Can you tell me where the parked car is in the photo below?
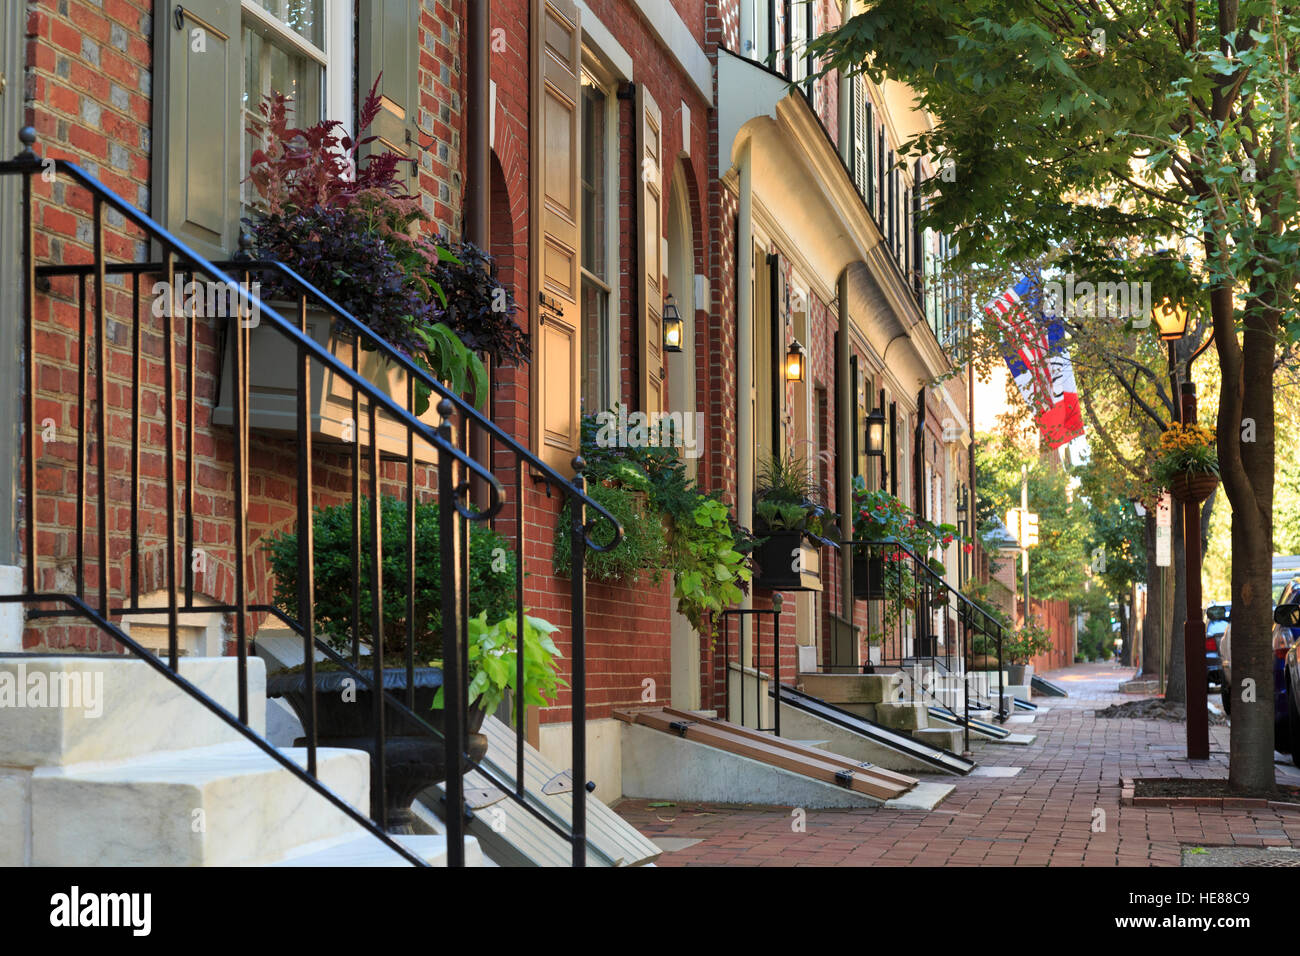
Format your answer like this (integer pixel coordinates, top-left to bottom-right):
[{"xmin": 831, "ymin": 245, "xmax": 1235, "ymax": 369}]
[
  {"xmin": 1205, "ymin": 602, "xmax": 1229, "ymax": 687},
  {"xmin": 1220, "ymin": 580, "xmax": 1299, "ymax": 758}
]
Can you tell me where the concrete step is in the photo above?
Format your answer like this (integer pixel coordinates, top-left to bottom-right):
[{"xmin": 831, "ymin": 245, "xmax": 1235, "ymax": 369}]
[
  {"xmin": 796, "ymin": 672, "xmax": 902, "ymax": 705},
  {"xmin": 873, "ymin": 701, "xmax": 928, "ymax": 731},
  {"xmin": 269, "ymin": 832, "xmax": 482, "ymax": 866},
  {"xmin": 0, "ymin": 656, "xmax": 266, "ymax": 768},
  {"xmin": 30, "ymin": 742, "xmax": 368, "ymax": 866},
  {"xmin": 908, "ymin": 726, "xmax": 963, "ymax": 753}
]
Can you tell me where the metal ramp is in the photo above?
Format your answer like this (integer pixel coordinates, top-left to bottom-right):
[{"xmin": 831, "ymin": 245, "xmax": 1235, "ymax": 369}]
[
  {"xmin": 616, "ymin": 706, "xmax": 919, "ymax": 798},
  {"xmin": 925, "ymin": 705, "xmax": 1012, "ymax": 741},
  {"xmin": 1014, "ymin": 697, "xmax": 1039, "ymax": 712},
  {"xmin": 1031, "ymin": 674, "xmax": 1068, "ymax": 697},
  {"xmin": 775, "ymin": 685, "xmax": 975, "ymax": 775},
  {"xmin": 416, "ymin": 716, "xmax": 661, "ymax": 867}
]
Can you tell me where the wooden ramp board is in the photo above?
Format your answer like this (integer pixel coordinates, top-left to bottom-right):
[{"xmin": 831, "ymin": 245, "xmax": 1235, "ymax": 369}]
[
  {"xmin": 774, "ymin": 685, "xmax": 977, "ymax": 772},
  {"xmin": 617, "ymin": 707, "xmax": 916, "ymax": 801},
  {"xmin": 418, "ymin": 715, "xmax": 661, "ymax": 867}
]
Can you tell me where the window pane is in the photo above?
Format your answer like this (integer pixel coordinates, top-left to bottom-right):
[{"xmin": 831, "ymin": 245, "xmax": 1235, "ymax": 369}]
[
  {"xmin": 581, "ymin": 77, "xmax": 607, "ymax": 279},
  {"xmin": 581, "ymin": 279, "xmax": 609, "ymax": 411},
  {"xmin": 242, "ymin": 25, "xmax": 323, "ymax": 209},
  {"xmin": 253, "ymin": 0, "xmax": 324, "ymax": 48}
]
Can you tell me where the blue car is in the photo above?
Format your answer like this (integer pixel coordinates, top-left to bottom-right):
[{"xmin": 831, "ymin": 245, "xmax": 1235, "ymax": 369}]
[{"xmin": 1220, "ymin": 581, "xmax": 1299, "ymax": 761}]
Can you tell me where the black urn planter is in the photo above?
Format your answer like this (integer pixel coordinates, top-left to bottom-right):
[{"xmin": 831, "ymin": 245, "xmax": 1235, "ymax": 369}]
[
  {"xmin": 853, "ymin": 548, "xmax": 886, "ymax": 600},
  {"xmin": 267, "ymin": 666, "xmax": 488, "ymax": 833}
]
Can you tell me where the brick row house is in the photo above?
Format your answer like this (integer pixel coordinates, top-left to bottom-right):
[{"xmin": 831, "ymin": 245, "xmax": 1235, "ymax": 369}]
[{"xmin": 0, "ymin": 0, "xmax": 980, "ymax": 865}]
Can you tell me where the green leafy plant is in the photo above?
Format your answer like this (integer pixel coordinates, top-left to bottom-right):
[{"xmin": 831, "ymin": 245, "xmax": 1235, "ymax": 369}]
[
  {"xmin": 552, "ymin": 480, "xmax": 667, "ymax": 583},
  {"xmin": 552, "ymin": 408, "xmax": 753, "ymax": 638},
  {"xmin": 263, "ymin": 495, "xmax": 516, "ymax": 662},
  {"xmin": 1003, "ymin": 617, "xmax": 1053, "ymax": 666},
  {"xmin": 754, "ymin": 453, "xmax": 830, "ymax": 535},
  {"xmin": 670, "ymin": 496, "xmax": 752, "ymax": 637},
  {"xmin": 432, "ymin": 611, "xmax": 566, "ymax": 719}
]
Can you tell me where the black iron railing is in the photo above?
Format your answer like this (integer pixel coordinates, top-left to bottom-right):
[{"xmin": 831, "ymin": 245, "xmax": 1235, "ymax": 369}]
[
  {"xmin": 0, "ymin": 127, "xmax": 620, "ymax": 866},
  {"xmin": 814, "ymin": 537, "xmax": 1008, "ymax": 752},
  {"xmin": 718, "ymin": 599, "xmax": 783, "ymax": 735}
]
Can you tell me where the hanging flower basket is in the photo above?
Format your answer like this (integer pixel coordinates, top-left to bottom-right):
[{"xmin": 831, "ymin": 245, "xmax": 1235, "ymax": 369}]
[{"xmin": 1170, "ymin": 470, "xmax": 1219, "ymax": 504}]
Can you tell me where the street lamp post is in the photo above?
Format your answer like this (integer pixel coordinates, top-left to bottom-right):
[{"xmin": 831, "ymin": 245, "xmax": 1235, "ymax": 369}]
[{"xmin": 1153, "ymin": 297, "xmax": 1210, "ymax": 761}]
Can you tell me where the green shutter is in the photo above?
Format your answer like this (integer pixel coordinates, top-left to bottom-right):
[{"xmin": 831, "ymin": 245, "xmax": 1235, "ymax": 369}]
[
  {"xmin": 154, "ymin": 0, "xmax": 241, "ymax": 259},
  {"xmin": 358, "ymin": 0, "xmax": 422, "ymax": 194}
]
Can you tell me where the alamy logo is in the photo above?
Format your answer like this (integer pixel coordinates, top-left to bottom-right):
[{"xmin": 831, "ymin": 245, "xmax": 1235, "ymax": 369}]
[
  {"xmin": 0, "ymin": 663, "xmax": 103, "ymax": 718},
  {"xmin": 593, "ymin": 407, "xmax": 704, "ymax": 459},
  {"xmin": 1041, "ymin": 274, "xmax": 1151, "ymax": 325},
  {"xmin": 151, "ymin": 278, "xmax": 262, "ymax": 327},
  {"xmin": 50, "ymin": 886, "xmax": 151, "ymax": 936}
]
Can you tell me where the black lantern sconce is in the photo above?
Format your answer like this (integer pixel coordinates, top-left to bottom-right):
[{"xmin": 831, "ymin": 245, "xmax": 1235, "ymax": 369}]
[
  {"xmin": 784, "ymin": 339, "xmax": 806, "ymax": 382},
  {"xmin": 663, "ymin": 295, "xmax": 684, "ymax": 353},
  {"xmin": 865, "ymin": 406, "xmax": 886, "ymax": 458}
]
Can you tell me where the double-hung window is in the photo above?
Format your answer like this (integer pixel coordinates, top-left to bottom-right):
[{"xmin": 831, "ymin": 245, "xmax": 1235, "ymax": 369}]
[
  {"xmin": 579, "ymin": 64, "xmax": 618, "ymax": 413},
  {"xmin": 157, "ymin": 1, "xmax": 417, "ymax": 259}
]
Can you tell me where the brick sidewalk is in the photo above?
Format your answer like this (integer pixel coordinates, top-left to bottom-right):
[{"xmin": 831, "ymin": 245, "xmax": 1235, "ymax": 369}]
[{"xmin": 613, "ymin": 663, "xmax": 1300, "ymax": 866}]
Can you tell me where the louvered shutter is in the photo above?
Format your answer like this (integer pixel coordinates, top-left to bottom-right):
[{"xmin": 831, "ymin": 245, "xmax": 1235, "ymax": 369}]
[
  {"xmin": 358, "ymin": 0, "xmax": 422, "ymax": 194},
  {"xmin": 156, "ymin": 0, "xmax": 241, "ymax": 258},
  {"xmin": 531, "ymin": 0, "xmax": 583, "ymax": 471},
  {"xmin": 638, "ymin": 84, "xmax": 664, "ymax": 415}
]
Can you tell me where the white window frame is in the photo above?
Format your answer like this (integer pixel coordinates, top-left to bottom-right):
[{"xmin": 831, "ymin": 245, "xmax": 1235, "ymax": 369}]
[{"xmin": 240, "ymin": 2, "xmax": 353, "ymax": 203}]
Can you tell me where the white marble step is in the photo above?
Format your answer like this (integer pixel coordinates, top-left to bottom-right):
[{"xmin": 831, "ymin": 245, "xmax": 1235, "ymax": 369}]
[
  {"xmin": 0, "ymin": 656, "xmax": 266, "ymax": 767},
  {"xmin": 30, "ymin": 741, "xmax": 368, "ymax": 866},
  {"xmin": 269, "ymin": 832, "xmax": 482, "ymax": 867}
]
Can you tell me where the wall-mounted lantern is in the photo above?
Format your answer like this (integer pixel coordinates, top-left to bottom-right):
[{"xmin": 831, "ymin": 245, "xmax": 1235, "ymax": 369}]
[
  {"xmin": 865, "ymin": 406, "xmax": 885, "ymax": 457},
  {"xmin": 662, "ymin": 295, "xmax": 684, "ymax": 352},
  {"xmin": 784, "ymin": 339, "xmax": 806, "ymax": 382}
]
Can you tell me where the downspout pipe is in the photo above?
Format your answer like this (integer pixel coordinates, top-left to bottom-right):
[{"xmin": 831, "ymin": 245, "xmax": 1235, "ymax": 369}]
[
  {"xmin": 465, "ymin": 0, "xmax": 490, "ymax": 247},
  {"xmin": 737, "ymin": 138, "xmax": 755, "ymax": 663},
  {"xmin": 836, "ymin": 272, "xmax": 854, "ymax": 638}
]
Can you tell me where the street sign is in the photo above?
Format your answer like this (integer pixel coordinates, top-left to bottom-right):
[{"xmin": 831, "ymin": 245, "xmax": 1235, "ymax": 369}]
[
  {"xmin": 1005, "ymin": 508, "xmax": 1021, "ymax": 543},
  {"xmin": 1156, "ymin": 523, "xmax": 1171, "ymax": 566},
  {"xmin": 1156, "ymin": 492, "xmax": 1171, "ymax": 528}
]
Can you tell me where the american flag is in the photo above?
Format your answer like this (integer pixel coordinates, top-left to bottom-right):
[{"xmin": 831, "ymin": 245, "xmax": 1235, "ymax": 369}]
[{"xmin": 985, "ymin": 277, "xmax": 1084, "ymax": 449}]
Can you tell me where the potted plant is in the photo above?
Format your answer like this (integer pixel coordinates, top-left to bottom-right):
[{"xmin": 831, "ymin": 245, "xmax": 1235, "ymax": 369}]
[
  {"xmin": 263, "ymin": 494, "xmax": 563, "ymax": 831},
  {"xmin": 959, "ymin": 579, "xmax": 1011, "ymax": 670},
  {"xmin": 751, "ymin": 453, "xmax": 830, "ymax": 591},
  {"xmin": 1152, "ymin": 422, "xmax": 1219, "ymax": 503},
  {"xmin": 218, "ymin": 79, "xmax": 523, "ymax": 458},
  {"xmin": 1003, "ymin": 617, "xmax": 1052, "ymax": 685}
]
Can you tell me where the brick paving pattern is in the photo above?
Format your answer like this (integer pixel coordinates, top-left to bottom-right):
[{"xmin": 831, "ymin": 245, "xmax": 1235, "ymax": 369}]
[{"xmin": 613, "ymin": 663, "xmax": 1300, "ymax": 866}]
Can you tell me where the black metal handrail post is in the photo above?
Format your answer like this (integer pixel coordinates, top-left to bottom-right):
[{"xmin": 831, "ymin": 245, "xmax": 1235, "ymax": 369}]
[
  {"xmin": 569, "ymin": 457, "xmax": 589, "ymax": 868},
  {"xmin": 438, "ymin": 400, "xmax": 466, "ymax": 865}
]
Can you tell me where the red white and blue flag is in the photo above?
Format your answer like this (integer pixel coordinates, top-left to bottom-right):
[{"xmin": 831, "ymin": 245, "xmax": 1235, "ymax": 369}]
[{"xmin": 984, "ymin": 277, "xmax": 1084, "ymax": 450}]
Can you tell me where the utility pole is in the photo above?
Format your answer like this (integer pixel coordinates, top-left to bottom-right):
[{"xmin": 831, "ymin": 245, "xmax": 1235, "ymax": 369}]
[{"xmin": 1021, "ymin": 464, "xmax": 1030, "ymax": 624}]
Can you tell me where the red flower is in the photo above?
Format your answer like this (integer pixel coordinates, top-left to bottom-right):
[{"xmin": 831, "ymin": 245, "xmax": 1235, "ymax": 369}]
[
  {"xmin": 942, "ymin": 535, "xmax": 953, "ymax": 545},
  {"xmin": 963, "ymin": 543, "xmax": 974, "ymax": 554}
]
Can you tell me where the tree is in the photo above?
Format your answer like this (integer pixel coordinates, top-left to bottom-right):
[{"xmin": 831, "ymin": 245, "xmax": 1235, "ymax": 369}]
[{"xmin": 811, "ymin": 0, "xmax": 1300, "ymax": 791}]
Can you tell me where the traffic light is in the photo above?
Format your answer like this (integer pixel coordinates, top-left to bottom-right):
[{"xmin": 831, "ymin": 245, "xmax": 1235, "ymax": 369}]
[
  {"xmin": 1005, "ymin": 508, "xmax": 1021, "ymax": 542},
  {"xmin": 1023, "ymin": 511, "xmax": 1040, "ymax": 547}
]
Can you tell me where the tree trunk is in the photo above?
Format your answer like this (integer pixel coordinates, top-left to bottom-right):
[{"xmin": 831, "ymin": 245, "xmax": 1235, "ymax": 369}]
[
  {"xmin": 1166, "ymin": 499, "xmax": 1188, "ymax": 703},
  {"xmin": 1141, "ymin": 510, "xmax": 1162, "ymax": 677},
  {"xmin": 1212, "ymin": 277, "xmax": 1278, "ymax": 793}
]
